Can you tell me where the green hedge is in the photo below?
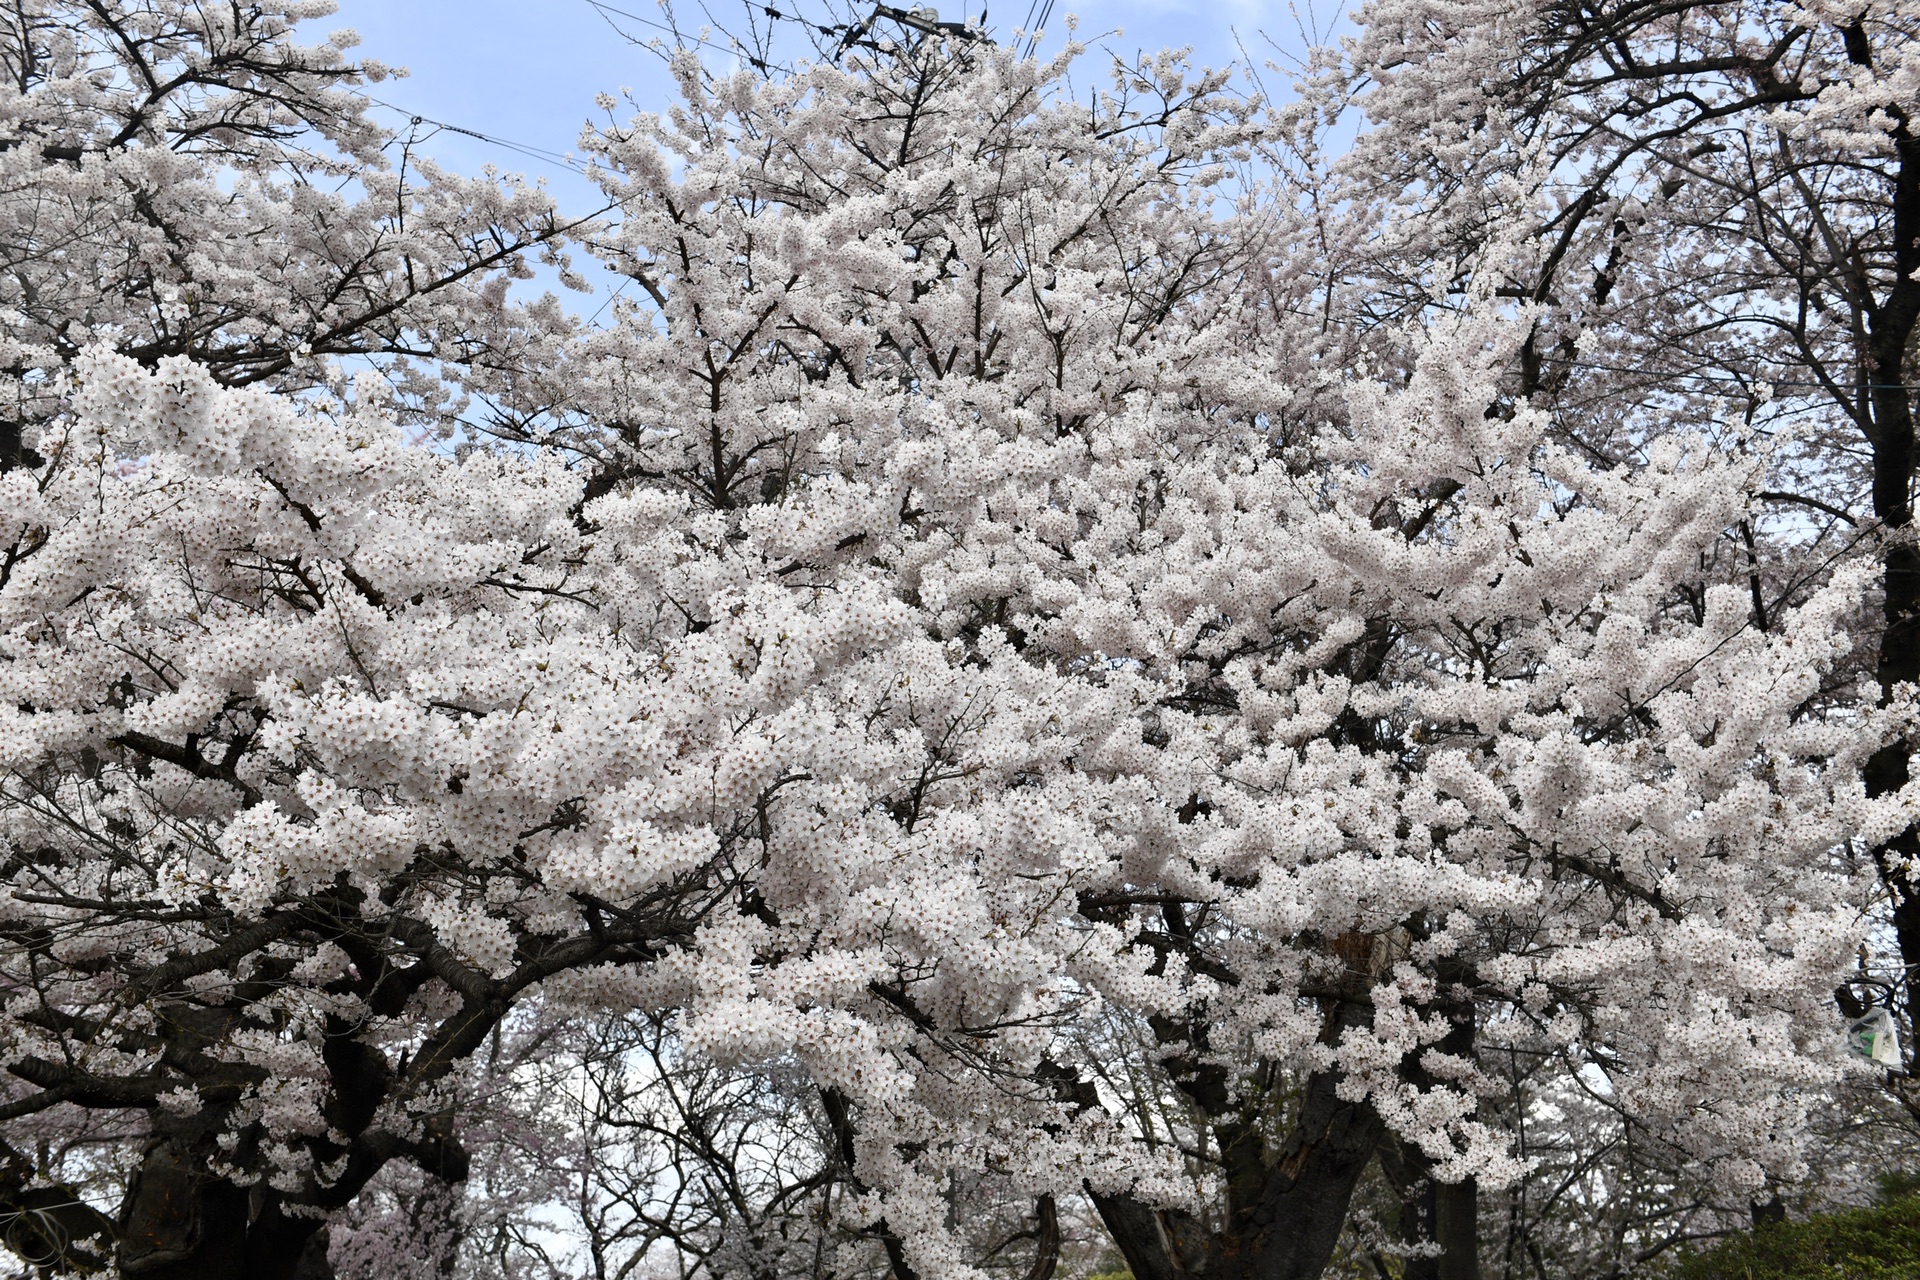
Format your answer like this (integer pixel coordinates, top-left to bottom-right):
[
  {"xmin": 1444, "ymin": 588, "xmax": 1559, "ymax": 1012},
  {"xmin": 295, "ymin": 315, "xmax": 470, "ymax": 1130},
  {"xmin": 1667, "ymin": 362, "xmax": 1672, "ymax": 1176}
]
[{"xmin": 1680, "ymin": 1196, "xmax": 1920, "ymax": 1279}]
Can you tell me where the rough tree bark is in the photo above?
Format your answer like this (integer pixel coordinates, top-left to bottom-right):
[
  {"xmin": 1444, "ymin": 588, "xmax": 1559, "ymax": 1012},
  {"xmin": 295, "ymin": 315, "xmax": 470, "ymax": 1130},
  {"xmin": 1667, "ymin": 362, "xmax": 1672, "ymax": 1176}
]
[
  {"xmin": 1053, "ymin": 978, "xmax": 1384, "ymax": 1280},
  {"xmin": 1850, "ymin": 22, "xmax": 1920, "ymax": 1115}
]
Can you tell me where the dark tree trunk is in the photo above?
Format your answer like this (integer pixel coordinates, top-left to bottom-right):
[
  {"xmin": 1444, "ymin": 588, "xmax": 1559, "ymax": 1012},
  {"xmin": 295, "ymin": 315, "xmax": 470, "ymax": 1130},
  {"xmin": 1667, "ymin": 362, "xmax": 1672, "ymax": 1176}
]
[
  {"xmin": 0, "ymin": 1137, "xmax": 116, "ymax": 1274},
  {"xmin": 1381, "ymin": 1142, "xmax": 1481, "ymax": 1280},
  {"xmin": 1210, "ymin": 1061, "xmax": 1384, "ymax": 1280},
  {"xmin": 1079, "ymin": 997, "xmax": 1385, "ymax": 1280},
  {"xmin": 96, "ymin": 943, "xmax": 485, "ymax": 1279},
  {"xmin": 1855, "ymin": 34, "xmax": 1920, "ymax": 1090},
  {"xmin": 1379, "ymin": 965, "xmax": 1481, "ymax": 1280},
  {"xmin": 118, "ymin": 1121, "xmax": 335, "ymax": 1280},
  {"xmin": 118, "ymin": 1129, "xmax": 250, "ymax": 1277}
]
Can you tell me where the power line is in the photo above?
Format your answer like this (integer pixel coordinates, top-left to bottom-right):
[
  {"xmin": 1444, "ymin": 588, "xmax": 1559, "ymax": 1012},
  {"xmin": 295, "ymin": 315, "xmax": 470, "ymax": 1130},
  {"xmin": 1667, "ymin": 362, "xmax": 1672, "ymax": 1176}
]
[
  {"xmin": 1021, "ymin": 0, "xmax": 1053, "ymax": 58},
  {"xmin": 1541, "ymin": 356, "xmax": 1920, "ymax": 394},
  {"xmin": 831, "ymin": 3, "xmax": 986, "ymax": 53},
  {"xmin": 584, "ymin": 0, "xmax": 796, "ymax": 72},
  {"xmin": 365, "ymin": 96, "xmax": 593, "ymax": 176},
  {"xmin": 757, "ymin": 2, "xmax": 863, "ymax": 39},
  {"xmin": 587, "ymin": 273, "xmax": 633, "ymax": 326}
]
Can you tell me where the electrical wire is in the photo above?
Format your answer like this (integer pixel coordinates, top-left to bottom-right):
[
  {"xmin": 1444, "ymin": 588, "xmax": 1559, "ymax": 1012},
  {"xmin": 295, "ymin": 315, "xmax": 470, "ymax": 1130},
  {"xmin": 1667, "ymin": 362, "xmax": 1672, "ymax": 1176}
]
[
  {"xmin": 584, "ymin": 0, "xmax": 795, "ymax": 72},
  {"xmin": 1023, "ymin": 0, "xmax": 1053, "ymax": 58},
  {"xmin": 365, "ymin": 96, "xmax": 593, "ymax": 176},
  {"xmin": 586, "ymin": 273, "xmax": 633, "ymax": 325},
  {"xmin": 1541, "ymin": 356, "xmax": 1920, "ymax": 394}
]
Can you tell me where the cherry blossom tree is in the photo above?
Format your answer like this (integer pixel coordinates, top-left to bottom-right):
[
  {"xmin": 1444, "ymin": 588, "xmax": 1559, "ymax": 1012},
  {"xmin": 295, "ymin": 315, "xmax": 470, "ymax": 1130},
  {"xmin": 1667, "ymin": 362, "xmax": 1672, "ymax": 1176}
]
[
  {"xmin": 1331, "ymin": 0, "xmax": 1920, "ymax": 1110},
  {"xmin": 0, "ymin": 5, "xmax": 1906, "ymax": 1279},
  {"xmin": 0, "ymin": 0, "xmax": 582, "ymax": 466},
  {"xmin": 0, "ymin": 0, "xmax": 586, "ymax": 1269}
]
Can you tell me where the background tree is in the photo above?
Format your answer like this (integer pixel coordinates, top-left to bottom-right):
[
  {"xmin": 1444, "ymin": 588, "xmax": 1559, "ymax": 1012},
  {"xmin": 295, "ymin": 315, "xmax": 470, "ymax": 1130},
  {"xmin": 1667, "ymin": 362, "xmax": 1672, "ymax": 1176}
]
[{"xmin": 1335, "ymin": 0, "xmax": 1920, "ymax": 1103}]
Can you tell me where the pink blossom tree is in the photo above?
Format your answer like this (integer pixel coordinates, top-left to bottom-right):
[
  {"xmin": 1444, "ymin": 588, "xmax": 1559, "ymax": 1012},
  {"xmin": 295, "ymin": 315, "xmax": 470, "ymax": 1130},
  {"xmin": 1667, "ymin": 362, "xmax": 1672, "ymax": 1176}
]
[{"xmin": 0, "ymin": 6, "xmax": 1905, "ymax": 1279}]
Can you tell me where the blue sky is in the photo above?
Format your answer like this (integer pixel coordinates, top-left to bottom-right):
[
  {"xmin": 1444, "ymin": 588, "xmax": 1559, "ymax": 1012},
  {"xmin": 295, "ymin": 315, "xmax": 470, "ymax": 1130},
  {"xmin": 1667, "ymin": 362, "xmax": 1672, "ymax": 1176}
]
[{"xmin": 328, "ymin": 0, "xmax": 1347, "ymax": 218}]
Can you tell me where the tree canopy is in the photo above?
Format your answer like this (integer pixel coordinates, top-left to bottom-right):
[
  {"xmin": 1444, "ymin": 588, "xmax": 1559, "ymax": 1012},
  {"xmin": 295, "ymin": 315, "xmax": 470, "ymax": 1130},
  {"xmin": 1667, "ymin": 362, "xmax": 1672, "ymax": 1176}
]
[{"xmin": 1, "ymin": 3, "xmax": 1916, "ymax": 1278}]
